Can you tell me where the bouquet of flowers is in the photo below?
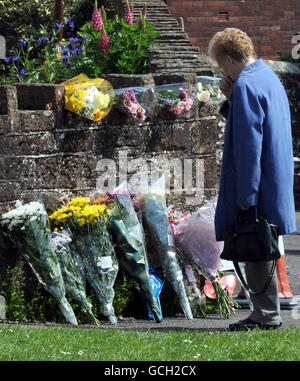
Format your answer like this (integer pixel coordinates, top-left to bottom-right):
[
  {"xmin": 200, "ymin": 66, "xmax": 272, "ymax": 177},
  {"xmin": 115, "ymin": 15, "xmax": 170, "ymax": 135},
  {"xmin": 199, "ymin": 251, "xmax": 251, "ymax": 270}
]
[
  {"xmin": 138, "ymin": 175, "xmax": 193, "ymax": 320},
  {"xmin": 172, "ymin": 196, "xmax": 239, "ymax": 318},
  {"xmin": 49, "ymin": 196, "xmax": 119, "ymax": 324},
  {"xmin": 196, "ymin": 76, "xmax": 221, "ymax": 102},
  {"xmin": 0, "ymin": 201, "xmax": 78, "ymax": 325},
  {"xmin": 114, "ymin": 85, "xmax": 155, "ymax": 121},
  {"xmin": 62, "ymin": 74, "xmax": 114, "ymax": 121},
  {"xmin": 96, "ymin": 185, "xmax": 163, "ymax": 322},
  {"xmin": 114, "ymin": 88, "xmax": 146, "ymax": 121},
  {"xmin": 156, "ymin": 84, "xmax": 193, "ymax": 115},
  {"xmin": 51, "ymin": 230, "xmax": 100, "ymax": 325}
]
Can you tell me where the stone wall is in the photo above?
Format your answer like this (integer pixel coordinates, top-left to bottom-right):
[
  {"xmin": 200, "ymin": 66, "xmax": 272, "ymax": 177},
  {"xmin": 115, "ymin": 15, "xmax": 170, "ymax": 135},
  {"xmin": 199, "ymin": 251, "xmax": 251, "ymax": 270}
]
[{"xmin": 0, "ymin": 75, "xmax": 220, "ymax": 216}]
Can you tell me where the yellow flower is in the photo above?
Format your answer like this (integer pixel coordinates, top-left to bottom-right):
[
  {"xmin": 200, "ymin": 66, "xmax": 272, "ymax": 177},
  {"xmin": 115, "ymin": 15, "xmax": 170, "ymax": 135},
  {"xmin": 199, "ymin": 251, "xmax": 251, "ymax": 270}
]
[
  {"xmin": 56, "ymin": 53, "xmax": 62, "ymax": 60},
  {"xmin": 70, "ymin": 197, "xmax": 91, "ymax": 207}
]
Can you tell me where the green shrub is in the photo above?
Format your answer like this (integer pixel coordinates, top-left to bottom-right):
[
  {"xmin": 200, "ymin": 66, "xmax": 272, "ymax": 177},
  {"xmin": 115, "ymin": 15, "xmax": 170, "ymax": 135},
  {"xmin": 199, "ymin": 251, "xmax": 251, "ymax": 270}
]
[{"xmin": 0, "ymin": 0, "xmax": 116, "ymax": 49}]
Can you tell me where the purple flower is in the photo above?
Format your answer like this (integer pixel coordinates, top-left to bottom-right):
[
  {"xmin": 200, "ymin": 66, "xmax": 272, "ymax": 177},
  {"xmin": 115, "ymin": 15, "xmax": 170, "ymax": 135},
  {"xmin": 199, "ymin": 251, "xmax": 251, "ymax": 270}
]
[
  {"xmin": 99, "ymin": 29, "xmax": 110, "ymax": 52},
  {"xmin": 71, "ymin": 47, "xmax": 80, "ymax": 55},
  {"xmin": 92, "ymin": 3, "xmax": 103, "ymax": 31},
  {"xmin": 65, "ymin": 17, "xmax": 75, "ymax": 29},
  {"xmin": 4, "ymin": 56, "xmax": 17, "ymax": 63},
  {"xmin": 38, "ymin": 36, "xmax": 49, "ymax": 44},
  {"xmin": 124, "ymin": 1, "xmax": 134, "ymax": 25},
  {"xmin": 54, "ymin": 23, "xmax": 63, "ymax": 29},
  {"xmin": 69, "ymin": 37, "xmax": 79, "ymax": 43},
  {"xmin": 163, "ymin": 101, "xmax": 172, "ymax": 108},
  {"xmin": 17, "ymin": 39, "xmax": 27, "ymax": 47},
  {"xmin": 60, "ymin": 55, "xmax": 70, "ymax": 62},
  {"xmin": 179, "ymin": 88, "xmax": 188, "ymax": 101},
  {"xmin": 142, "ymin": 3, "xmax": 147, "ymax": 18},
  {"xmin": 19, "ymin": 68, "xmax": 27, "ymax": 76}
]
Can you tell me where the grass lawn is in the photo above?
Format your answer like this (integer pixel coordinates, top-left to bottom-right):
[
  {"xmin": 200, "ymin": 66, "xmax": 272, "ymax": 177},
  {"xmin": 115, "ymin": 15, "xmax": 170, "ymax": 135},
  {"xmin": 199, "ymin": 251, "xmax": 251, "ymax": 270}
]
[{"xmin": 0, "ymin": 323, "xmax": 299, "ymax": 361}]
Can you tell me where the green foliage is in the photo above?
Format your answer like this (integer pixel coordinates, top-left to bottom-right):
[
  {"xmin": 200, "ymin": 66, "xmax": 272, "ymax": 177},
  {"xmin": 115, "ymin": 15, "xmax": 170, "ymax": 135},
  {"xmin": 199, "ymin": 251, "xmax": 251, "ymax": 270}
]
[
  {"xmin": 0, "ymin": 262, "xmax": 136, "ymax": 324},
  {"xmin": 0, "ymin": 262, "xmax": 27, "ymax": 321},
  {"xmin": 112, "ymin": 270, "xmax": 135, "ymax": 315},
  {"xmin": 1, "ymin": 12, "xmax": 159, "ymax": 83},
  {"xmin": 78, "ymin": 17, "xmax": 159, "ymax": 75},
  {"xmin": 0, "ymin": 0, "xmax": 98, "ymax": 47}
]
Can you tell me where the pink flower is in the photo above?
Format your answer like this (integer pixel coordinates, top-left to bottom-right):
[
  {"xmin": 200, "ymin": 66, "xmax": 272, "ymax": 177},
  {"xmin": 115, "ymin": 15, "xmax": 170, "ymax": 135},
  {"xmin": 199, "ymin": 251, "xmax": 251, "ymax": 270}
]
[
  {"xmin": 185, "ymin": 98, "xmax": 193, "ymax": 111},
  {"xmin": 124, "ymin": 1, "xmax": 133, "ymax": 25},
  {"xmin": 142, "ymin": 2, "xmax": 147, "ymax": 19},
  {"xmin": 99, "ymin": 29, "xmax": 109, "ymax": 52},
  {"xmin": 172, "ymin": 101, "xmax": 185, "ymax": 115},
  {"xmin": 179, "ymin": 88, "xmax": 188, "ymax": 101},
  {"xmin": 57, "ymin": 195, "xmax": 68, "ymax": 203},
  {"xmin": 92, "ymin": 1, "xmax": 103, "ymax": 31},
  {"xmin": 137, "ymin": 105, "xmax": 147, "ymax": 120},
  {"xmin": 201, "ymin": 91, "xmax": 210, "ymax": 103},
  {"xmin": 163, "ymin": 101, "xmax": 172, "ymax": 108}
]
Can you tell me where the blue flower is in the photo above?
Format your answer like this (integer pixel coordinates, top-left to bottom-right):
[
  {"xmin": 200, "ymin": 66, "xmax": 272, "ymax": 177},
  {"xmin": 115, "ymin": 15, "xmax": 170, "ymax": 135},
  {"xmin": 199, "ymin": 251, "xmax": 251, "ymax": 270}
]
[
  {"xmin": 71, "ymin": 47, "xmax": 80, "ymax": 55},
  {"xmin": 12, "ymin": 56, "xmax": 18, "ymax": 61},
  {"xmin": 65, "ymin": 17, "xmax": 75, "ymax": 29},
  {"xmin": 19, "ymin": 68, "xmax": 27, "ymax": 76},
  {"xmin": 38, "ymin": 36, "xmax": 49, "ymax": 44},
  {"xmin": 62, "ymin": 48, "xmax": 70, "ymax": 54},
  {"xmin": 69, "ymin": 37, "xmax": 79, "ymax": 43},
  {"xmin": 4, "ymin": 57, "xmax": 11, "ymax": 63},
  {"xmin": 54, "ymin": 23, "xmax": 63, "ymax": 29},
  {"xmin": 60, "ymin": 55, "xmax": 70, "ymax": 62},
  {"xmin": 17, "ymin": 39, "xmax": 27, "ymax": 47}
]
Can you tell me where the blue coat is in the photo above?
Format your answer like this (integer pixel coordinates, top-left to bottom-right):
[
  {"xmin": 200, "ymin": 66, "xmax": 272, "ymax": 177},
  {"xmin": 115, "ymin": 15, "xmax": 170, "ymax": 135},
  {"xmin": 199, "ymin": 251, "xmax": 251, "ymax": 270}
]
[{"xmin": 214, "ymin": 58, "xmax": 296, "ymax": 241}]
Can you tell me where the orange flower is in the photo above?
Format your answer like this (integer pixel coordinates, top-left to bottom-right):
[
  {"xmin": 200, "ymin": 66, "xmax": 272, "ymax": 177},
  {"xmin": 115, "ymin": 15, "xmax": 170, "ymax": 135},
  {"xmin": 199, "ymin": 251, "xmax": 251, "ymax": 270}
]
[{"xmin": 94, "ymin": 111, "xmax": 105, "ymax": 121}]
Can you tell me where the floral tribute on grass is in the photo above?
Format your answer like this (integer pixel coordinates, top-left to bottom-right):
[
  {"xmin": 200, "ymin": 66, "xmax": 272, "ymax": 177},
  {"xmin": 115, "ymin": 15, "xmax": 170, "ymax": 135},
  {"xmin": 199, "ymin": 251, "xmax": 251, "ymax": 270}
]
[
  {"xmin": 138, "ymin": 176, "xmax": 194, "ymax": 320},
  {"xmin": 0, "ymin": 184, "xmax": 239, "ymax": 323},
  {"xmin": 49, "ymin": 196, "xmax": 119, "ymax": 324},
  {"xmin": 0, "ymin": 1, "xmax": 159, "ymax": 84},
  {"xmin": 0, "ymin": 201, "xmax": 78, "ymax": 326},
  {"xmin": 171, "ymin": 196, "xmax": 240, "ymax": 318},
  {"xmin": 106, "ymin": 184, "xmax": 163, "ymax": 322}
]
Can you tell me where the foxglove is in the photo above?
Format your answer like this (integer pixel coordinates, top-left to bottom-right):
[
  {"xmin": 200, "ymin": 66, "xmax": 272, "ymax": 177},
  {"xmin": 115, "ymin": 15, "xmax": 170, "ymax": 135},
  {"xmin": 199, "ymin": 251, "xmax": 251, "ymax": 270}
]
[
  {"xmin": 124, "ymin": 0, "xmax": 133, "ymax": 25},
  {"xmin": 99, "ymin": 29, "xmax": 110, "ymax": 52},
  {"xmin": 92, "ymin": 1, "xmax": 103, "ymax": 31}
]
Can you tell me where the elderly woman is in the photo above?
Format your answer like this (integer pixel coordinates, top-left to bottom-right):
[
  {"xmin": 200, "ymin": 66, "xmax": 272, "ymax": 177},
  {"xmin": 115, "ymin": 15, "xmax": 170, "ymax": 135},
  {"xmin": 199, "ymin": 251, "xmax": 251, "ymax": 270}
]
[{"xmin": 208, "ymin": 28, "xmax": 296, "ymax": 331}]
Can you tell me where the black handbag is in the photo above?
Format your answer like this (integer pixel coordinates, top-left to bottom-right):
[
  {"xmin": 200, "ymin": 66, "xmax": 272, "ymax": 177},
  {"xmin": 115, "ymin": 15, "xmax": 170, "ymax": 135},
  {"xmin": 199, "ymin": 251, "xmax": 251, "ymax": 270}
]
[{"xmin": 220, "ymin": 207, "xmax": 281, "ymax": 295}]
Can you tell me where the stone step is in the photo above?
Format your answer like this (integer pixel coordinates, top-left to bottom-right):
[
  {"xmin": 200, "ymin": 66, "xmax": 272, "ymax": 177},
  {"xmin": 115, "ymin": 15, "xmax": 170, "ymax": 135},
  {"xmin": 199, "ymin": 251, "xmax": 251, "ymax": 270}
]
[{"xmin": 150, "ymin": 47, "xmax": 200, "ymax": 54}]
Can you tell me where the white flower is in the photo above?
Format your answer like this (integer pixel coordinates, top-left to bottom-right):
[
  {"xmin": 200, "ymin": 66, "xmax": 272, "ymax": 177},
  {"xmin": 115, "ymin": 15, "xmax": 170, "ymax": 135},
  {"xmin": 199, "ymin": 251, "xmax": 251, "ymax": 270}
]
[
  {"xmin": 1, "ymin": 201, "xmax": 46, "ymax": 231},
  {"xmin": 77, "ymin": 350, "xmax": 84, "ymax": 356},
  {"xmin": 84, "ymin": 87, "xmax": 110, "ymax": 110}
]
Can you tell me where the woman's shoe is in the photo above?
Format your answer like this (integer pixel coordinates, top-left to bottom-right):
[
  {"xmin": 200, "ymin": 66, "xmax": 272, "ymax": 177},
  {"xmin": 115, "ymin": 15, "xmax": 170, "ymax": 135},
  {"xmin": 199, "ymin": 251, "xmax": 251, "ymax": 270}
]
[{"xmin": 229, "ymin": 317, "xmax": 282, "ymax": 331}]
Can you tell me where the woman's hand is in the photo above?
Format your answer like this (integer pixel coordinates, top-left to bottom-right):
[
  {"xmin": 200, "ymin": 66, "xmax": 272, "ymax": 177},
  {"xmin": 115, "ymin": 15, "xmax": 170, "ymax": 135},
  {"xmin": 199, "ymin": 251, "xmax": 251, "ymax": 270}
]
[{"xmin": 220, "ymin": 75, "xmax": 234, "ymax": 99}]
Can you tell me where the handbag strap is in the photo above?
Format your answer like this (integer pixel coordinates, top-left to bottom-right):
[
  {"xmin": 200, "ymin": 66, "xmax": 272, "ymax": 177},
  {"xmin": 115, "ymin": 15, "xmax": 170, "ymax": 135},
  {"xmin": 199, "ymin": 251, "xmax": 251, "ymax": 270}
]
[{"xmin": 233, "ymin": 260, "xmax": 276, "ymax": 296}]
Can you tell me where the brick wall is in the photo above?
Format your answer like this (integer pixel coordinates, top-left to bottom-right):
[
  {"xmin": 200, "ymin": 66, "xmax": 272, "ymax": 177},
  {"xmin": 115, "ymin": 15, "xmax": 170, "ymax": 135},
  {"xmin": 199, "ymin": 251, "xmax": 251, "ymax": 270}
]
[{"xmin": 167, "ymin": 0, "xmax": 300, "ymax": 60}]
